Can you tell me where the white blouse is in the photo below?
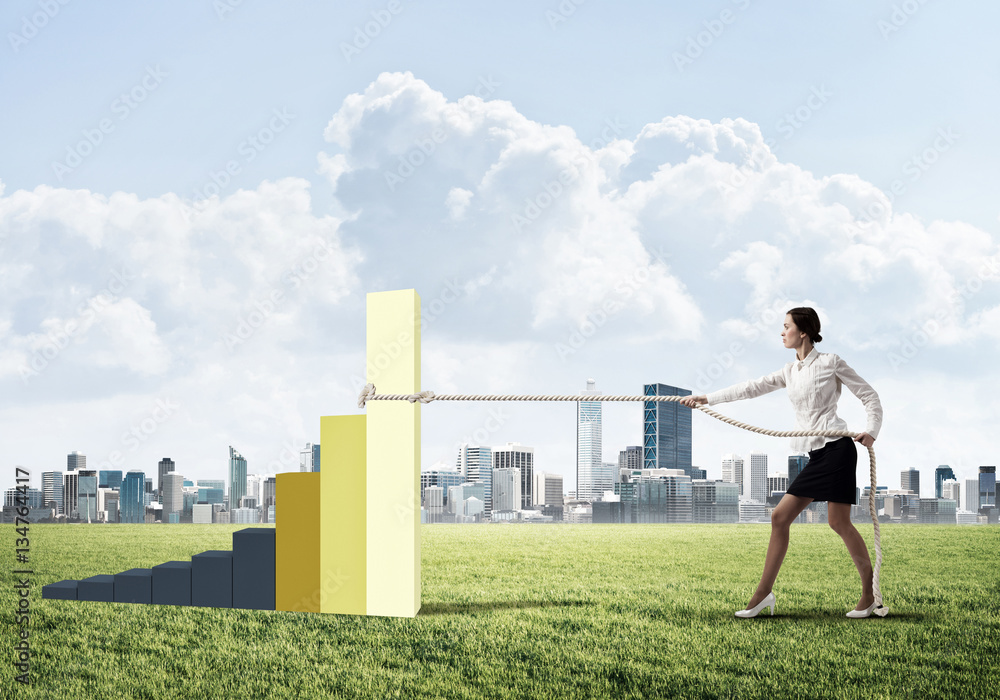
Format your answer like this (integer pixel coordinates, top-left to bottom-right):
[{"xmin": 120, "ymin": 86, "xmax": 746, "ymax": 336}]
[{"xmin": 704, "ymin": 346, "xmax": 883, "ymax": 454}]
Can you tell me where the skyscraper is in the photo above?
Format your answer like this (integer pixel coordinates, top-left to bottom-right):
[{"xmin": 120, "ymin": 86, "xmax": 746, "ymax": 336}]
[
  {"xmin": 229, "ymin": 447, "xmax": 247, "ymax": 511},
  {"xmin": 300, "ymin": 443, "xmax": 316, "ymax": 472},
  {"xmin": 99, "ymin": 470, "xmax": 123, "ymax": 489},
  {"xmin": 642, "ymin": 383, "xmax": 692, "ymax": 475},
  {"xmin": 158, "ymin": 458, "xmax": 175, "ymax": 498},
  {"xmin": 494, "ymin": 442, "xmax": 534, "ymax": 510},
  {"xmin": 42, "ymin": 471, "xmax": 64, "ymax": 515},
  {"xmin": 964, "ymin": 478, "xmax": 980, "ymax": 513},
  {"xmin": 577, "ymin": 378, "xmax": 602, "ymax": 502},
  {"xmin": 934, "ymin": 465, "xmax": 956, "ymax": 499},
  {"xmin": 77, "ymin": 470, "xmax": 98, "ymax": 522},
  {"xmin": 979, "ymin": 466, "xmax": 996, "ymax": 512},
  {"xmin": 312, "ymin": 444, "xmax": 321, "ymax": 472},
  {"xmin": 120, "ymin": 471, "xmax": 145, "ymax": 523},
  {"xmin": 63, "ymin": 472, "xmax": 79, "ymax": 519},
  {"xmin": 492, "ymin": 467, "xmax": 521, "ymax": 513},
  {"xmin": 67, "ymin": 451, "xmax": 85, "ymax": 472},
  {"xmin": 618, "ymin": 446, "xmax": 642, "ymax": 471},
  {"xmin": 901, "ymin": 468, "xmax": 919, "ymax": 496},
  {"xmin": 748, "ymin": 452, "xmax": 768, "ymax": 503},
  {"xmin": 163, "ymin": 472, "xmax": 184, "ymax": 519},
  {"xmin": 456, "ymin": 444, "xmax": 493, "ymax": 519},
  {"xmin": 722, "ymin": 454, "xmax": 745, "ymax": 497}
]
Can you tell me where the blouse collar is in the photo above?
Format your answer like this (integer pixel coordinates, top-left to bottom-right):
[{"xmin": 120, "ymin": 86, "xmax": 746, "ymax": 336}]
[{"xmin": 796, "ymin": 345, "xmax": 818, "ymax": 368}]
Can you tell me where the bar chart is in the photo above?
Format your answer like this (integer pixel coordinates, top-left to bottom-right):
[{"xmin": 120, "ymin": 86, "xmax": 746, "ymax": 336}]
[{"xmin": 42, "ymin": 289, "xmax": 422, "ymax": 618}]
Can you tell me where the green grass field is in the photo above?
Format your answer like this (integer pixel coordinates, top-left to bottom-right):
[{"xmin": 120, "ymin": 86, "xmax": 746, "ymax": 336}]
[{"xmin": 2, "ymin": 523, "xmax": 997, "ymax": 699}]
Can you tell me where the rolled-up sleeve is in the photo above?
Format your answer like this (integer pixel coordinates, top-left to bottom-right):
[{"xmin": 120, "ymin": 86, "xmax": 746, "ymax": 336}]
[
  {"xmin": 834, "ymin": 355, "xmax": 883, "ymax": 439},
  {"xmin": 705, "ymin": 368, "xmax": 786, "ymax": 405}
]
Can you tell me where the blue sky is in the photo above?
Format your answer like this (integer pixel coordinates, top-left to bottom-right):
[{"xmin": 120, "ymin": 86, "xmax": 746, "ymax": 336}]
[{"xmin": 2, "ymin": 0, "xmax": 998, "ymax": 500}]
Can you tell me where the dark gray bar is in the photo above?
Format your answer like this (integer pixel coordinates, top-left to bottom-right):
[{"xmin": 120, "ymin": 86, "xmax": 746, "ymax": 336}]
[
  {"xmin": 192, "ymin": 550, "xmax": 233, "ymax": 608},
  {"xmin": 78, "ymin": 575, "xmax": 115, "ymax": 602},
  {"xmin": 152, "ymin": 561, "xmax": 192, "ymax": 606},
  {"xmin": 42, "ymin": 580, "xmax": 79, "ymax": 600},
  {"xmin": 114, "ymin": 568, "xmax": 153, "ymax": 604},
  {"xmin": 232, "ymin": 528, "xmax": 275, "ymax": 610}
]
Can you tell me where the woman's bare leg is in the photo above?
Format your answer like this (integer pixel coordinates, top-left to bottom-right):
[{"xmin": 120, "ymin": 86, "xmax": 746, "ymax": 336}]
[
  {"xmin": 746, "ymin": 494, "xmax": 814, "ymax": 609},
  {"xmin": 829, "ymin": 502, "xmax": 874, "ymax": 610}
]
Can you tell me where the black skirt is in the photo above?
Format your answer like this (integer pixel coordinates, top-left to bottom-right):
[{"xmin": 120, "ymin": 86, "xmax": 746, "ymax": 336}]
[{"xmin": 786, "ymin": 436, "xmax": 857, "ymax": 504}]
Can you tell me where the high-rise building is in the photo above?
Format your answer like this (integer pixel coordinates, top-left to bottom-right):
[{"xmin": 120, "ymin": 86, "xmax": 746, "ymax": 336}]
[
  {"xmin": 300, "ymin": 443, "xmax": 316, "ymax": 472},
  {"xmin": 63, "ymin": 472, "xmax": 79, "ymax": 519},
  {"xmin": 577, "ymin": 378, "xmax": 602, "ymax": 501},
  {"xmin": 456, "ymin": 444, "xmax": 493, "ymax": 518},
  {"xmin": 964, "ymin": 478, "xmax": 979, "ymax": 512},
  {"xmin": 424, "ymin": 485, "xmax": 444, "ymax": 523},
  {"xmin": 492, "ymin": 467, "xmax": 521, "ymax": 513},
  {"xmin": 158, "ymin": 458, "xmax": 175, "ymax": 498},
  {"xmin": 229, "ymin": 447, "xmax": 247, "ymax": 511},
  {"xmin": 941, "ymin": 479, "xmax": 960, "ymax": 509},
  {"xmin": 493, "ymin": 442, "xmax": 534, "ymax": 510},
  {"xmin": 901, "ymin": 468, "xmax": 919, "ymax": 496},
  {"xmin": 162, "ymin": 472, "xmax": 184, "ymax": 518},
  {"xmin": 979, "ymin": 466, "xmax": 996, "ymax": 512},
  {"xmin": 67, "ymin": 451, "xmax": 86, "ymax": 472},
  {"xmin": 42, "ymin": 471, "xmax": 64, "ymax": 515},
  {"xmin": 99, "ymin": 470, "xmax": 123, "ymax": 490},
  {"xmin": 788, "ymin": 455, "xmax": 808, "ymax": 487},
  {"xmin": 722, "ymin": 454, "xmax": 744, "ymax": 496},
  {"xmin": 642, "ymin": 383, "xmax": 693, "ymax": 475},
  {"xmin": 618, "ymin": 446, "xmax": 642, "ymax": 472},
  {"xmin": 748, "ymin": 452, "xmax": 768, "ymax": 503},
  {"xmin": 934, "ymin": 465, "xmax": 956, "ymax": 499},
  {"xmin": 264, "ymin": 477, "xmax": 276, "ymax": 512},
  {"xmin": 312, "ymin": 444, "xmax": 321, "ymax": 472},
  {"xmin": 121, "ymin": 471, "xmax": 145, "ymax": 523},
  {"xmin": 77, "ymin": 470, "xmax": 98, "ymax": 522},
  {"xmin": 532, "ymin": 471, "xmax": 564, "ymax": 520}
]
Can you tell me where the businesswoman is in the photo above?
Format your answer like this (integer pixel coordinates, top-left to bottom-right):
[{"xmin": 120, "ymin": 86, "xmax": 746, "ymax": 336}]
[{"xmin": 680, "ymin": 307, "xmax": 883, "ymax": 619}]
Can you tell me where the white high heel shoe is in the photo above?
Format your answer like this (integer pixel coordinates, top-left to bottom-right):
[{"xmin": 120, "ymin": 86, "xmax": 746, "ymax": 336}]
[
  {"xmin": 846, "ymin": 601, "xmax": 877, "ymax": 618},
  {"xmin": 735, "ymin": 591, "xmax": 775, "ymax": 618}
]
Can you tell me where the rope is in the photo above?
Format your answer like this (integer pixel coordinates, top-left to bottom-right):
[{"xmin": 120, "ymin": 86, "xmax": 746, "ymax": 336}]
[{"xmin": 357, "ymin": 382, "xmax": 888, "ymax": 617}]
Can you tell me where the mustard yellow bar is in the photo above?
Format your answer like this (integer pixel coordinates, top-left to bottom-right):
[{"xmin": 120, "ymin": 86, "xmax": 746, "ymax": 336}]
[
  {"xmin": 275, "ymin": 472, "xmax": 320, "ymax": 613},
  {"xmin": 319, "ymin": 414, "xmax": 367, "ymax": 615},
  {"xmin": 366, "ymin": 289, "xmax": 421, "ymax": 617}
]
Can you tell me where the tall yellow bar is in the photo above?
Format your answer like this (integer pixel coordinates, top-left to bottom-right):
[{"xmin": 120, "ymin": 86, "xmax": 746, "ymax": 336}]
[
  {"xmin": 319, "ymin": 414, "xmax": 367, "ymax": 615},
  {"xmin": 365, "ymin": 289, "xmax": 421, "ymax": 617},
  {"xmin": 275, "ymin": 472, "xmax": 320, "ymax": 613}
]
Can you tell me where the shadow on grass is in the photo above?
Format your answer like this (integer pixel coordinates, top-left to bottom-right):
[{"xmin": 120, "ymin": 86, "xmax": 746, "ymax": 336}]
[{"xmin": 418, "ymin": 599, "xmax": 593, "ymax": 615}]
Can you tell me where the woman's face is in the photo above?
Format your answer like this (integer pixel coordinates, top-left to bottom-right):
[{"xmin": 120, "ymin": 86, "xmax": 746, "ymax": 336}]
[{"xmin": 782, "ymin": 314, "xmax": 804, "ymax": 349}]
